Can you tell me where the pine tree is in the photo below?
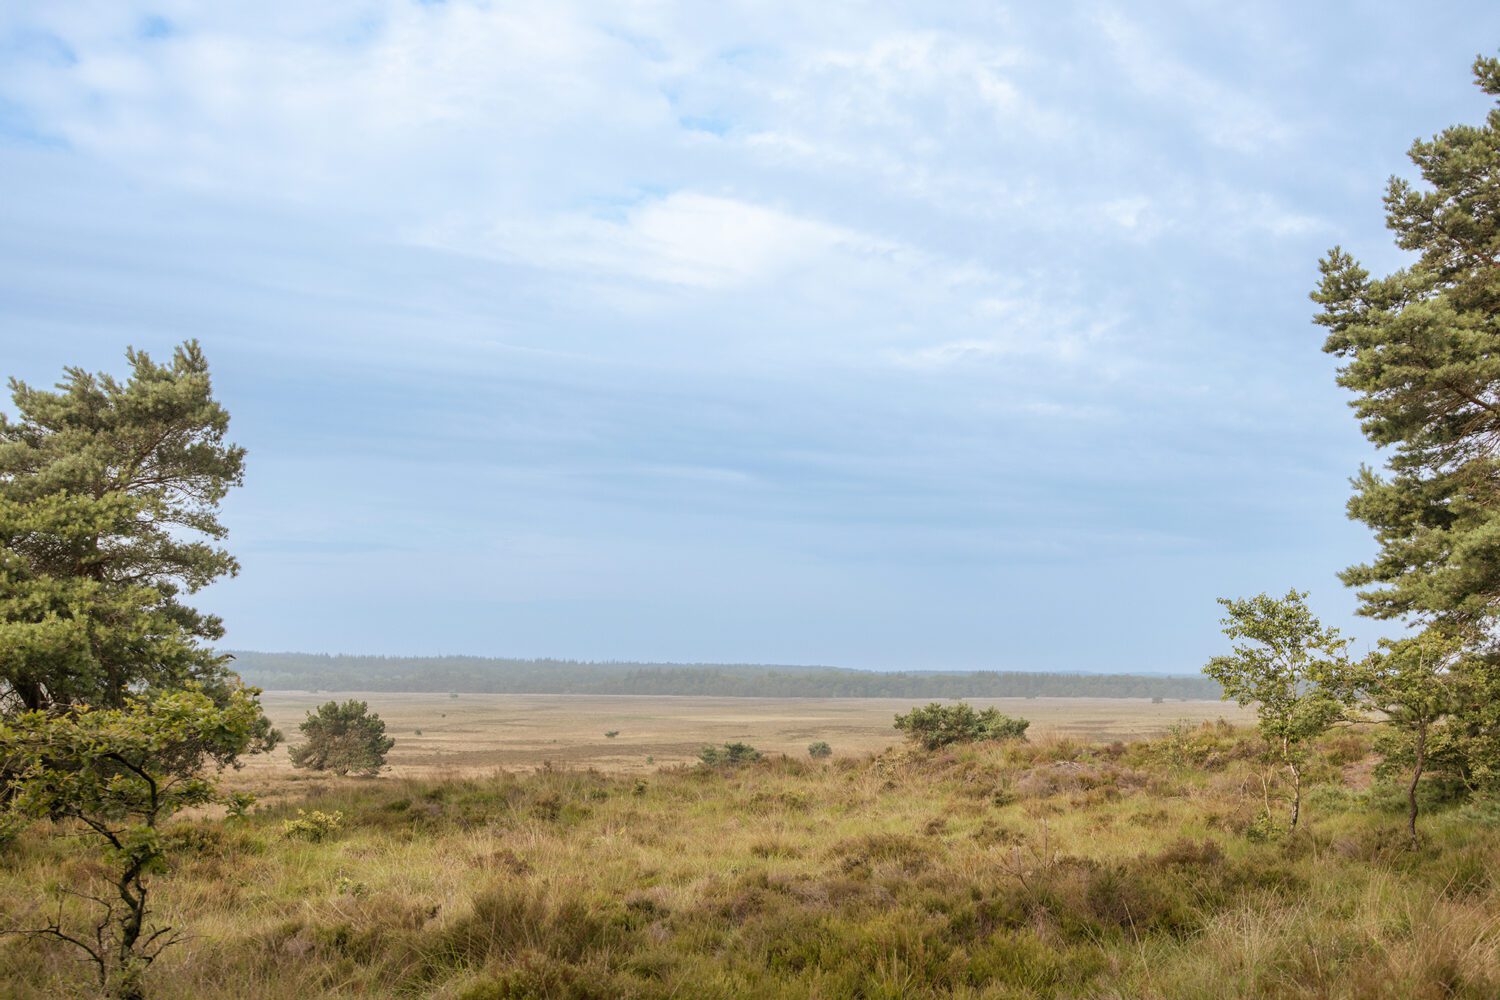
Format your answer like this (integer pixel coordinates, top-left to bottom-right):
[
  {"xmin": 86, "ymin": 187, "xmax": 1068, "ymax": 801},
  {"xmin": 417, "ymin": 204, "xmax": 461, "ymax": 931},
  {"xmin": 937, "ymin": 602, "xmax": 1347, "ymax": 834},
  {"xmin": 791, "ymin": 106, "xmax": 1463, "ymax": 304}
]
[
  {"xmin": 0, "ymin": 342, "xmax": 245, "ymax": 711},
  {"xmin": 1312, "ymin": 56, "xmax": 1500, "ymax": 628},
  {"xmin": 1312, "ymin": 55, "xmax": 1500, "ymax": 790},
  {"xmin": 289, "ymin": 701, "xmax": 395, "ymax": 777}
]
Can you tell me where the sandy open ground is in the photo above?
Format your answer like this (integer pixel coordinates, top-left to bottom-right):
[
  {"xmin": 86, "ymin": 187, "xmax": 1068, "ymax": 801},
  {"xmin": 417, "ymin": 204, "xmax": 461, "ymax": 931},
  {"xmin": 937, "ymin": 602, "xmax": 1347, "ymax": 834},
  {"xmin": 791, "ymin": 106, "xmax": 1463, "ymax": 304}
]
[{"xmin": 242, "ymin": 691, "xmax": 1254, "ymax": 779}]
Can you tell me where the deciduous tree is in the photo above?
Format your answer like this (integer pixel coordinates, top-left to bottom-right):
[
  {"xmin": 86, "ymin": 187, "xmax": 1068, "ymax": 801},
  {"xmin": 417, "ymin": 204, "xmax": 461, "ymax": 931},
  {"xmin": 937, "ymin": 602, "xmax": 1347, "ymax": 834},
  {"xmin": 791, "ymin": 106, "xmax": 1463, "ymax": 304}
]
[
  {"xmin": 0, "ymin": 687, "xmax": 277, "ymax": 999},
  {"xmin": 1205, "ymin": 591, "xmax": 1351, "ymax": 830},
  {"xmin": 1346, "ymin": 628, "xmax": 1464, "ymax": 843}
]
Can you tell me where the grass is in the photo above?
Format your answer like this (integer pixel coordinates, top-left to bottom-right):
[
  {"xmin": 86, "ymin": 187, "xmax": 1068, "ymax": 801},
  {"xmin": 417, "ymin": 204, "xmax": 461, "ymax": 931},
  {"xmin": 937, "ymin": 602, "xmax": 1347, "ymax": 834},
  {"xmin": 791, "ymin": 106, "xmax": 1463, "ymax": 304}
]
[{"xmin": 4, "ymin": 720, "xmax": 1500, "ymax": 998}]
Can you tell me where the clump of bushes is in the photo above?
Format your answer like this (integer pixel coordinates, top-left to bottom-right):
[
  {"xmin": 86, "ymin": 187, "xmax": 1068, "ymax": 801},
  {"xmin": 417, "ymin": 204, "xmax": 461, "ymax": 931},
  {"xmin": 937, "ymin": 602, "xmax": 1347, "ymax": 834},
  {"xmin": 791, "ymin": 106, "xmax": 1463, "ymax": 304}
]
[
  {"xmin": 808, "ymin": 741, "xmax": 833, "ymax": 759},
  {"xmin": 604, "ymin": 730, "xmax": 620, "ymax": 738},
  {"xmin": 894, "ymin": 702, "xmax": 1029, "ymax": 750},
  {"xmin": 699, "ymin": 742, "xmax": 762, "ymax": 766}
]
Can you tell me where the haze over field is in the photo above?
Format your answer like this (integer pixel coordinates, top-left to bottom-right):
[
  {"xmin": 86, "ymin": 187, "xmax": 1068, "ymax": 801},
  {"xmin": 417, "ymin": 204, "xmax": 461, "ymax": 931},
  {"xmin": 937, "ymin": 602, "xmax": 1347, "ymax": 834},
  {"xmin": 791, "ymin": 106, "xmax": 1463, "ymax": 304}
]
[{"xmin": 6, "ymin": 2, "xmax": 1499, "ymax": 671}]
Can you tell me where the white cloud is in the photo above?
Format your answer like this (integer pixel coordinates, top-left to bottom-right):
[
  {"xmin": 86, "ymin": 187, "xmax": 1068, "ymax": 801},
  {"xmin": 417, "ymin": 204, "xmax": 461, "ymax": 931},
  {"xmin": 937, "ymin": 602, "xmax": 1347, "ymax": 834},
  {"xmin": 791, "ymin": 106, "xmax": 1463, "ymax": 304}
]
[
  {"xmin": 0, "ymin": 0, "xmax": 1334, "ymax": 384},
  {"xmin": 467, "ymin": 192, "xmax": 858, "ymax": 290}
]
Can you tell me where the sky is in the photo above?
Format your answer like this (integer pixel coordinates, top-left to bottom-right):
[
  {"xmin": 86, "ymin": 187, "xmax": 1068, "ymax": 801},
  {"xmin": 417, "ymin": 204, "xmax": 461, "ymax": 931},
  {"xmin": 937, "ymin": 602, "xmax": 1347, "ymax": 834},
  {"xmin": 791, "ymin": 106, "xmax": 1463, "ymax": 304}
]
[{"xmin": 2, "ymin": 2, "xmax": 1497, "ymax": 672}]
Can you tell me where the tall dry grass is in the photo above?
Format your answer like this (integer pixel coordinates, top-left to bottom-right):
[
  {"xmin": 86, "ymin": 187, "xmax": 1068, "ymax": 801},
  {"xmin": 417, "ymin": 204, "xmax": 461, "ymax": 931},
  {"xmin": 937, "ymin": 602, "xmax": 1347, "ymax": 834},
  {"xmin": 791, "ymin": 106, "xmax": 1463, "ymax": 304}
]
[{"xmin": 3, "ymin": 722, "xmax": 1499, "ymax": 998}]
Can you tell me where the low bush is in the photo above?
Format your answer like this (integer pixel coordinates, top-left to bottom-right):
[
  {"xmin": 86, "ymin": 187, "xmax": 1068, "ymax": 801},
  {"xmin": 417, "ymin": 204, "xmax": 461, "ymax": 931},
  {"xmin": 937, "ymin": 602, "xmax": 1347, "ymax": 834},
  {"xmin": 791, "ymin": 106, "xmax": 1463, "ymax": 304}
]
[
  {"xmin": 698, "ymin": 742, "xmax": 762, "ymax": 766},
  {"xmin": 893, "ymin": 702, "xmax": 1029, "ymax": 750},
  {"xmin": 281, "ymin": 809, "xmax": 345, "ymax": 843}
]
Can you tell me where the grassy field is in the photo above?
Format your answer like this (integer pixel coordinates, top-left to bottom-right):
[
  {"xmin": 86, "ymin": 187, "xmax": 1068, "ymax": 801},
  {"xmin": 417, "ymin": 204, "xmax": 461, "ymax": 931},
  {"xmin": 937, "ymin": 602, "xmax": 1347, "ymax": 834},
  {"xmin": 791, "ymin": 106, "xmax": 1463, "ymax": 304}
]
[
  {"xmin": 245, "ymin": 692, "xmax": 1255, "ymax": 778},
  {"xmin": 5, "ymin": 705, "xmax": 1500, "ymax": 999}
]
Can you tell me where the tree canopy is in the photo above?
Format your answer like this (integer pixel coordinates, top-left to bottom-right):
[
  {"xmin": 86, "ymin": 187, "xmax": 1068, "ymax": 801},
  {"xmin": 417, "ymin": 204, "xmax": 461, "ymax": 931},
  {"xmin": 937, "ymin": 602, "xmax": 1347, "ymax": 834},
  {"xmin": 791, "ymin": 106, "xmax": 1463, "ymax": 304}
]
[
  {"xmin": 0, "ymin": 342, "xmax": 245, "ymax": 712},
  {"xmin": 0, "ymin": 686, "xmax": 276, "ymax": 998},
  {"xmin": 1205, "ymin": 591, "xmax": 1351, "ymax": 830},
  {"xmin": 289, "ymin": 700, "xmax": 395, "ymax": 777},
  {"xmin": 1312, "ymin": 56, "xmax": 1500, "ymax": 629}
]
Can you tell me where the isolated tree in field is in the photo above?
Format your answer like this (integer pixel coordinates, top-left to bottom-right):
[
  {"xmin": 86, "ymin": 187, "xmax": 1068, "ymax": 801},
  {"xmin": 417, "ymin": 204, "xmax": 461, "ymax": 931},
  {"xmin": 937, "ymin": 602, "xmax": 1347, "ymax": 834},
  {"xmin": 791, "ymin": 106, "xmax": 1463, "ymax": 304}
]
[
  {"xmin": 1205, "ymin": 591, "xmax": 1351, "ymax": 831},
  {"xmin": 0, "ymin": 687, "xmax": 276, "ymax": 1000},
  {"xmin": 894, "ymin": 702, "xmax": 1029, "ymax": 751},
  {"xmin": 0, "ymin": 342, "xmax": 245, "ymax": 712},
  {"xmin": 290, "ymin": 700, "xmax": 395, "ymax": 776}
]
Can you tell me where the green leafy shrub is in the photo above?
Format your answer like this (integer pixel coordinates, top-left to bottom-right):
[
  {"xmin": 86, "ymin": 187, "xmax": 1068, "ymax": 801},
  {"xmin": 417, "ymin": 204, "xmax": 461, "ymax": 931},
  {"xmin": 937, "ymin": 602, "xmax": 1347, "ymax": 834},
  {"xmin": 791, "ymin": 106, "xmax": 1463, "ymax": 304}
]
[
  {"xmin": 282, "ymin": 809, "xmax": 345, "ymax": 843},
  {"xmin": 0, "ymin": 688, "xmax": 277, "ymax": 998},
  {"xmin": 893, "ymin": 702, "xmax": 1029, "ymax": 750},
  {"xmin": 604, "ymin": 730, "xmax": 620, "ymax": 738},
  {"xmin": 808, "ymin": 741, "xmax": 833, "ymax": 759},
  {"xmin": 698, "ymin": 742, "xmax": 762, "ymax": 766}
]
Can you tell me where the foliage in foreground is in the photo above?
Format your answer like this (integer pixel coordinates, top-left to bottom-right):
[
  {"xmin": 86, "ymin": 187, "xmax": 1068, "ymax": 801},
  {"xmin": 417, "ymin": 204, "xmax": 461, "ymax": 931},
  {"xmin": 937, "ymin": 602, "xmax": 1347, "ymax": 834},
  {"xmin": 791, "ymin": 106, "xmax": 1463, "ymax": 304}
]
[
  {"xmin": 0, "ymin": 687, "xmax": 277, "ymax": 999},
  {"xmin": 5, "ymin": 724, "xmax": 1500, "ymax": 999},
  {"xmin": 894, "ymin": 702, "xmax": 1030, "ymax": 750}
]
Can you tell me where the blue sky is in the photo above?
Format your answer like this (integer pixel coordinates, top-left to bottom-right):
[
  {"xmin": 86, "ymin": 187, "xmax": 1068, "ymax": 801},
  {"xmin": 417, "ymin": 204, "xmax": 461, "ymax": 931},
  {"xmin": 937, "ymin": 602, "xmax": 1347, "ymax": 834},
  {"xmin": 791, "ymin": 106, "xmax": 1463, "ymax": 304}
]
[{"xmin": 2, "ymin": 3, "xmax": 1496, "ymax": 671}]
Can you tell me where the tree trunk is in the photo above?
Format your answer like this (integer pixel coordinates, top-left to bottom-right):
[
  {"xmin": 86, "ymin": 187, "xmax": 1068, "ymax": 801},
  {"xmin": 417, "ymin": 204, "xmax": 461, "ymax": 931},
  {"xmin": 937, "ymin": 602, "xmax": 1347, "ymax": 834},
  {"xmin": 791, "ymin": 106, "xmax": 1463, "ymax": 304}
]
[
  {"xmin": 108, "ymin": 871, "xmax": 149, "ymax": 1000},
  {"xmin": 1408, "ymin": 721, "xmax": 1426, "ymax": 846},
  {"xmin": 1288, "ymin": 760, "xmax": 1301, "ymax": 831}
]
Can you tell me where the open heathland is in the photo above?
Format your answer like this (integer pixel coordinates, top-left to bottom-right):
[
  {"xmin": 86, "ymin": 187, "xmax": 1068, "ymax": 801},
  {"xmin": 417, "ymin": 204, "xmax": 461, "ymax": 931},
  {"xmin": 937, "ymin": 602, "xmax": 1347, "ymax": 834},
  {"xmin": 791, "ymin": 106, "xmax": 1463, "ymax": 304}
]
[
  {"xmin": 240, "ymin": 692, "xmax": 1253, "ymax": 777},
  {"xmin": 4, "ymin": 720, "xmax": 1500, "ymax": 999}
]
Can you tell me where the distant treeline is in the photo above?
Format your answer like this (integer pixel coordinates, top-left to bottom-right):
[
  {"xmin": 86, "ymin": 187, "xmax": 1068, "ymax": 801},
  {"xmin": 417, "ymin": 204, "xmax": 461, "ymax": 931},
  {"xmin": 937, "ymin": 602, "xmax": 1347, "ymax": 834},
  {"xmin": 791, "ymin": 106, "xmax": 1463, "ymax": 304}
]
[{"xmin": 228, "ymin": 652, "xmax": 1222, "ymax": 700}]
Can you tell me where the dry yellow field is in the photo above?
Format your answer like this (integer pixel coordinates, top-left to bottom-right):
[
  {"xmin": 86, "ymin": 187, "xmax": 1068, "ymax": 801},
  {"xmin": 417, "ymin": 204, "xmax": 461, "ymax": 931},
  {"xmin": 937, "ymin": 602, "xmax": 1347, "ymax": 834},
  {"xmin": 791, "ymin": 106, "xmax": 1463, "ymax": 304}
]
[{"xmin": 243, "ymin": 691, "xmax": 1254, "ymax": 779}]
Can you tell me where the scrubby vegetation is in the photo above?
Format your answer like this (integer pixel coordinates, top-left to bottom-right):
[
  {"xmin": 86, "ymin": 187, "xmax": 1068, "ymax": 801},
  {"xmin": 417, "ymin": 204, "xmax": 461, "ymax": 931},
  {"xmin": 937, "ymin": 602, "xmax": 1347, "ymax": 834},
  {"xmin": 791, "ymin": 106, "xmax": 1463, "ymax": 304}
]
[
  {"xmin": 5, "ymin": 723, "xmax": 1500, "ymax": 998},
  {"xmin": 895, "ymin": 703, "xmax": 1031, "ymax": 751},
  {"xmin": 699, "ymin": 743, "xmax": 764, "ymax": 767}
]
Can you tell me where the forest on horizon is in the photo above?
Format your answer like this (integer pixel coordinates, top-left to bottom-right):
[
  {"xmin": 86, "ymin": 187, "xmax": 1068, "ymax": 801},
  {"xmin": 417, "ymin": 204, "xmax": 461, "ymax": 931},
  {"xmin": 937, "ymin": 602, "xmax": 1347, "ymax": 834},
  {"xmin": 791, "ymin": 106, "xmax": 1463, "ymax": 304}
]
[{"xmin": 229, "ymin": 651, "xmax": 1222, "ymax": 700}]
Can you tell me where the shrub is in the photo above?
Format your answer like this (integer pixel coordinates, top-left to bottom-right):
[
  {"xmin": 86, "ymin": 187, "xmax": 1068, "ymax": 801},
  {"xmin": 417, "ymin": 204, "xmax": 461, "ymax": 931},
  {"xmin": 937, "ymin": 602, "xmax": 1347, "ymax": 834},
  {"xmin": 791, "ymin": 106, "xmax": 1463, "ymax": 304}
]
[
  {"xmin": 808, "ymin": 741, "xmax": 833, "ymax": 759},
  {"xmin": 604, "ymin": 730, "xmax": 620, "ymax": 739},
  {"xmin": 289, "ymin": 700, "xmax": 395, "ymax": 776},
  {"xmin": 282, "ymin": 809, "xmax": 345, "ymax": 843},
  {"xmin": 699, "ymin": 742, "xmax": 762, "ymax": 766},
  {"xmin": 0, "ymin": 811, "xmax": 27, "ymax": 851},
  {"xmin": 894, "ymin": 702, "xmax": 1030, "ymax": 750}
]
